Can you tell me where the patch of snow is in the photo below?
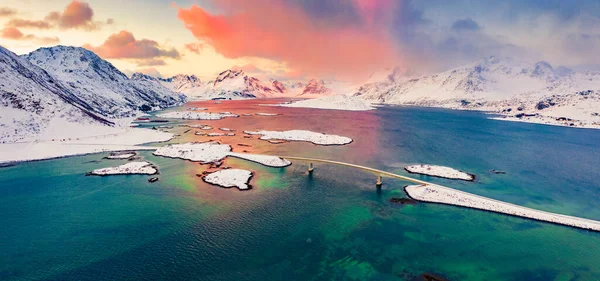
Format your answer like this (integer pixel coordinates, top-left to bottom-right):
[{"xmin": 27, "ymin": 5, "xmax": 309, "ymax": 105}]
[
  {"xmin": 243, "ymin": 130, "xmax": 352, "ymax": 145},
  {"xmin": 156, "ymin": 111, "xmax": 239, "ymax": 120},
  {"xmin": 152, "ymin": 142, "xmax": 291, "ymax": 167},
  {"xmin": 256, "ymin": 113, "xmax": 280, "ymax": 116},
  {"xmin": 279, "ymin": 95, "xmax": 375, "ymax": 111},
  {"xmin": 0, "ymin": 128, "xmax": 173, "ymax": 163},
  {"xmin": 88, "ymin": 161, "xmax": 157, "ymax": 176},
  {"xmin": 405, "ymin": 164, "xmax": 475, "ymax": 181},
  {"xmin": 203, "ymin": 169, "xmax": 253, "ymax": 190},
  {"xmin": 106, "ymin": 152, "xmax": 136, "ymax": 159},
  {"xmin": 405, "ymin": 184, "xmax": 600, "ymax": 232}
]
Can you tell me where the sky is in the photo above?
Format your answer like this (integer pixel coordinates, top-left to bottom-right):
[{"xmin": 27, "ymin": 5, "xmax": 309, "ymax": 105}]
[{"xmin": 1, "ymin": 0, "xmax": 599, "ymax": 82}]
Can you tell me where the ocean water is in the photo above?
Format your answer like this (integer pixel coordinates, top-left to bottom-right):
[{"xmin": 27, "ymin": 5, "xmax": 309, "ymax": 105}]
[{"xmin": 2, "ymin": 100, "xmax": 600, "ymax": 281}]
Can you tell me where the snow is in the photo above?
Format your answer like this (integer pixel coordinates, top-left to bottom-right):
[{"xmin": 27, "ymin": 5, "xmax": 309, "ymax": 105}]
[
  {"xmin": 206, "ymin": 132, "xmax": 235, "ymax": 137},
  {"xmin": 354, "ymin": 56, "xmax": 600, "ymax": 129},
  {"xmin": 243, "ymin": 130, "xmax": 353, "ymax": 145},
  {"xmin": 156, "ymin": 111, "xmax": 239, "ymax": 120},
  {"xmin": 106, "ymin": 152, "xmax": 136, "ymax": 159},
  {"xmin": 405, "ymin": 184, "xmax": 600, "ymax": 232},
  {"xmin": 203, "ymin": 169, "xmax": 253, "ymax": 190},
  {"xmin": 88, "ymin": 161, "xmax": 157, "ymax": 176},
  {"xmin": 279, "ymin": 95, "xmax": 375, "ymax": 111},
  {"xmin": 255, "ymin": 113, "xmax": 280, "ymax": 116},
  {"xmin": 0, "ymin": 128, "xmax": 173, "ymax": 163},
  {"xmin": 152, "ymin": 142, "xmax": 291, "ymax": 167},
  {"xmin": 219, "ymin": 128, "xmax": 235, "ymax": 131},
  {"xmin": 405, "ymin": 165, "xmax": 475, "ymax": 181},
  {"xmin": 228, "ymin": 152, "xmax": 292, "ymax": 167}
]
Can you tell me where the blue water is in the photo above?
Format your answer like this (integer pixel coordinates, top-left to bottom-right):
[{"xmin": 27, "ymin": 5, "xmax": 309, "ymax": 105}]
[{"xmin": 2, "ymin": 102, "xmax": 600, "ymax": 281}]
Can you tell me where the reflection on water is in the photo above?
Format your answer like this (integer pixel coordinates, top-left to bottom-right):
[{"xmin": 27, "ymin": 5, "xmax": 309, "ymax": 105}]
[{"xmin": 2, "ymin": 99, "xmax": 600, "ymax": 281}]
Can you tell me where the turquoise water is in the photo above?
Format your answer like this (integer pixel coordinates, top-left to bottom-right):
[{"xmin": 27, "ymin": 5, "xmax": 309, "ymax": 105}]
[{"xmin": 2, "ymin": 101, "xmax": 600, "ymax": 281}]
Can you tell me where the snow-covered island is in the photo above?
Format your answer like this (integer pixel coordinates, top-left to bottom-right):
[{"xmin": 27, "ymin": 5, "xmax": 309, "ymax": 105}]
[
  {"xmin": 405, "ymin": 164, "xmax": 475, "ymax": 181},
  {"xmin": 255, "ymin": 113, "xmax": 280, "ymax": 116},
  {"xmin": 105, "ymin": 152, "xmax": 136, "ymax": 159},
  {"xmin": 405, "ymin": 184, "xmax": 600, "ymax": 232},
  {"xmin": 87, "ymin": 161, "xmax": 158, "ymax": 176},
  {"xmin": 153, "ymin": 142, "xmax": 291, "ymax": 167},
  {"xmin": 243, "ymin": 130, "xmax": 353, "ymax": 145},
  {"xmin": 156, "ymin": 111, "xmax": 239, "ymax": 120},
  {"xmin": 279, "ymin": 95, "xmax": 375, "ymax": 111},
  {"xmin": 202, "ymin": 169, "xmax": 253, "ymax": 190}
]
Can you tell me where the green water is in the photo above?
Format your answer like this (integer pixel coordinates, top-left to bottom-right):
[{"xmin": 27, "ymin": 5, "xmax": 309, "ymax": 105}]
[{"xmin": 2, "ymin": 102, "xmax": 600, "ymax": 281}]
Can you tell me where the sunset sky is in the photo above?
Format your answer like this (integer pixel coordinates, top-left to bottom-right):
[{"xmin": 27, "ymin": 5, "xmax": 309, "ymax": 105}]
[{"xmin": 1, "ymin": 0, "xmax": 599, "ymax": 81}]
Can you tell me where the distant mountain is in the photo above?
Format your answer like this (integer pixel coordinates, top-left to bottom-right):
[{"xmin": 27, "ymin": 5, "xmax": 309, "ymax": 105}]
[
  {"xmin": 354, "ymin": 56, "xmax": 600, "ymax": 126},
  {"xmin": 0, "ymin": 45, "xmax": 112, "ymax": 142},
  {"xmin": 136, "ymin": 69, "xmax": 297, "ymax": 100},
  {"xmin": 299, "ymin": 79, "xmax": 332, "ymax": 96},
  {"xmin": 25, "ymin": 46, "xmax": 186, "ymax": 118}
]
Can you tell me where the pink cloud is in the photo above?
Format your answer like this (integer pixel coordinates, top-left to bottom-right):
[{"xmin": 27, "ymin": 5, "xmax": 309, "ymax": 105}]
[
  {"xmin": 184, "ymin": 43, "xmax": 204, "ymax": 55},
  {"xmin": 45, "ymin": 0, "xmax": 96, "ymax": 30},
  {"xmin": 1, "ymin": 27, "xmax": 59, "ymax": 44},
  {"xmin": 177, "ymin": 0, "xmax": 400, "ymax": 80},
  {"xmin": 84, "ymin": 30, "xmax": 180, "ymax": 60},
  {"xmin": 0, "ymin": 7, "xmax": 17, "ymax": 17},
  {"xmin": 6, "ymin": 18, "xmax": 52, "ymax": 29}
]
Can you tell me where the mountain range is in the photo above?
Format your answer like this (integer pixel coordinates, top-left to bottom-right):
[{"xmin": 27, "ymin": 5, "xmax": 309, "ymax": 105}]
[{"xmin": 2, "ymin": 44, "xmax": 599, "ymax": 144}]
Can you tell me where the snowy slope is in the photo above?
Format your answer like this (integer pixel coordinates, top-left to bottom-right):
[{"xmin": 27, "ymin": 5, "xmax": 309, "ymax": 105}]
[
  {"xmin": 354, "ymin": 57, "xmax": 600, "ymax": 127},
  {"xmin": 25, "ymin": 46, "xmax": 186, "ymax": 118},
  {"xmin": 0, "ymin": 45, "xmax": 112, "ymax": 143}
]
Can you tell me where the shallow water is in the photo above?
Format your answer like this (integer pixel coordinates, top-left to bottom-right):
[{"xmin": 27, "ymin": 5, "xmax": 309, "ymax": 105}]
[{"xmin": 2, "ymin": 99, "xmax": 600, "ymax": 281}]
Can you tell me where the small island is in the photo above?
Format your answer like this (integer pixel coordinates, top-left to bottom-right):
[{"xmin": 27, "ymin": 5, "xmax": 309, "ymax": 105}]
[
  {"xmin": 157, "ymin": 111, "xmax": 239, "ymax": 120},
  {"xmin": 405, "ymin": 164, "xmax": 475, "ymax": 181},
  {"xmin": 202, "ymin": 169, "xmax": 253, "ymax": 190},
  {"xmin": 243, "ymin": 130, "xmax": 353, "ymax": 145},
  {"xmin": 87, "ymin": 161, "xmax": 158, "ymax": 176}
]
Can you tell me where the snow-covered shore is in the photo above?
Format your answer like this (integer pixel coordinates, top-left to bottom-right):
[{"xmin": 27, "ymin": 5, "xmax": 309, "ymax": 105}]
[
  {"xmin": 153, "ymin": 142, "xmax": 291, "ymax": 167},
  {"xmin": 279, "ymin": 95, "xmax": 375, "ymax": 111},
  {"xmin": 202, "ymin": 169, "xmax": 253, "ymax": 190},
  {"xmin": 405, "ymin": 164, "xmax": 475, "ymax": 181},
  {"xmin": 0, "ymin": 128, "xmax": 173, "ymax": 163},
  {"xmin": 88, "ymin": 161, "xmax": 158, "ymax": 176},
  {"xmin": 243, "ymin": 130, "xmax": 352, "ymax": 145},
  {"xmin": 156, "ymin": 111, "xmax": 239, "ymax": 120},
  {"xmin": 405, "ymin": 184, "xmax": 600, "ymax": 232}
]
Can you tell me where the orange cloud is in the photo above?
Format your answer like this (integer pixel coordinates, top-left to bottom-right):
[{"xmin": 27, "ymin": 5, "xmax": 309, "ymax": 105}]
[
  {"xmin": 84, "ymin": 30, "xmax": 180, "ymax": 60},
  {"xmin": 6, "ymin": 18, "xmax": 52, "ymax": 29},
  {"xmin": 1, "ymin": 27, "xmax": 59, "ymax": 44},
  {"xmin": 184, "ymin": 43, "xmax": 204, "ymax": 55},
  {"xmin": 0, "ymin": 7, "xmax": 17, "ymax": 17},
  {"xmin": 177, "ymin": 0, "xmax": 400, "ymax": 80},
  {"xmin": 45, "ymin": 0, "xmax": 97, "ymax": 30}
]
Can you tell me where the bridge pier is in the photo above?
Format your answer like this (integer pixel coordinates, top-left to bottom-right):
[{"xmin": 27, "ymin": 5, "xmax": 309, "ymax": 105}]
[
  {"xmin": 308, "ymin": 163, "xmax": 314, "ymax": 174},
  {"xmin": 376, "ymin": 176, "xmax": 383, "ymax": 188}
]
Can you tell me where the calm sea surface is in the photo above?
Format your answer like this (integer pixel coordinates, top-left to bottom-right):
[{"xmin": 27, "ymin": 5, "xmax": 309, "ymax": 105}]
[{"xmin": 2, "ymin": 99, "xmax": 600, "ymax": 281}]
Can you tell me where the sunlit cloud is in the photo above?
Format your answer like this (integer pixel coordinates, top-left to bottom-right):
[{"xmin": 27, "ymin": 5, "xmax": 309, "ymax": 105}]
[
  {"xmin": 6, "ymin": 19, "xmax": 52, "ymax": 29},
  {"xmin": 1, "ymin": 27, "xmax": 59, "ymax": 44},
  {"xmin": 0, "ymin": 7, "xmax": 17, "ymax": 17},
  {"xmin": 184, "ymin": 43, "xmax": 204, "ymax": 55},
  {"xmin": 177, "ymin": 0, "xmax": 400, "ymax": 80}
]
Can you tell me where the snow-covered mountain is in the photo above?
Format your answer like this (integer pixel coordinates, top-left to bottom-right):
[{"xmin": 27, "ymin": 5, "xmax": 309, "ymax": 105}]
[
  {"xmin": 25, "ymin": 46, "xmax": 186, "ymax": 118},
  {"xmin": 0, "ymin": 45, "xmax": 112, "ymax": 143},
  {"xmin": 135, "ymin": 69, "xmax": 297, "ymax": 100},
  {"xmin": 354, "ymin": 56, "xmax": 600, "ymax": 127}
]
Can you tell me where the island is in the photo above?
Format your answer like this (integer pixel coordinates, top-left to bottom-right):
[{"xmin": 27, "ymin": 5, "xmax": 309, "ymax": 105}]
[
  {"xmin": 405, "ymin": 164, "xmax": 475, "ymax": 181},
  {"xmin": 202, "ymin": 169, "xmax": 253, "ymax": 190},
  {"xmin": 243, "ymin": 130, "xmax": 353, "ymax": 145},
  {"xmin": 87, "ymin": 161, "xmax": 158, "ymax": 176}
]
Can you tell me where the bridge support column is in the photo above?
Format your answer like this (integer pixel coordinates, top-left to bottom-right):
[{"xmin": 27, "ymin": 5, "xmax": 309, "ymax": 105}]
[
  {"xmin": 308, "ymin": 163, "xmax": 314, "ymax": 174},
  {"xmin": 376, "ymin": 176, "xmax": 383, "ymax": 188}
]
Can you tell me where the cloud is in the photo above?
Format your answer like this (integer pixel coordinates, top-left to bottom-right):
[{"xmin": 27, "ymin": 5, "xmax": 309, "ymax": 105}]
[
  {"xmin": 451, "ymin": 18, "xmax": 480, "ymax": 31},
  {"xmin": 0, "ymin": 7, "xmax": 17, "ymax": 17},
  {"xmin": 84, "ymin": 31, "xmax": 180, "ymax": 60},
  {"xmin": 184, "ymin": 43, "xmax": 204, "ymax": 55},
  {"xmin": 136, "ymin": 59, "xmax": 167, "ymax": 67},
  {"xmin": 6, "ymin": 18, "xmax": 53, "ymax": 29},
  {"xmin": 3, "ymin": 1, "xmax": 110, "ymax": 32},
  {"xmin": 177, "ymin": 0, "xmax": 400, "ymax": 80},
  {"xmin": 1, "ymin": 27, "xmax": 60, "ymax": 44},
  {"xmin": 44, "ymin": 0, "xmax": 98, "ymax": 30},
  {"xmin": 136, "ymin": 67, "xmax": 162, "ymax": 78}
]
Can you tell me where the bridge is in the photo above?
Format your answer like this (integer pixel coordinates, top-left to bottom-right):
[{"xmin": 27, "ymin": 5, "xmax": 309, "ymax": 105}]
[{"xmin": 277, "ymin": 155, "xmax": 600, "ymax": 232}]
